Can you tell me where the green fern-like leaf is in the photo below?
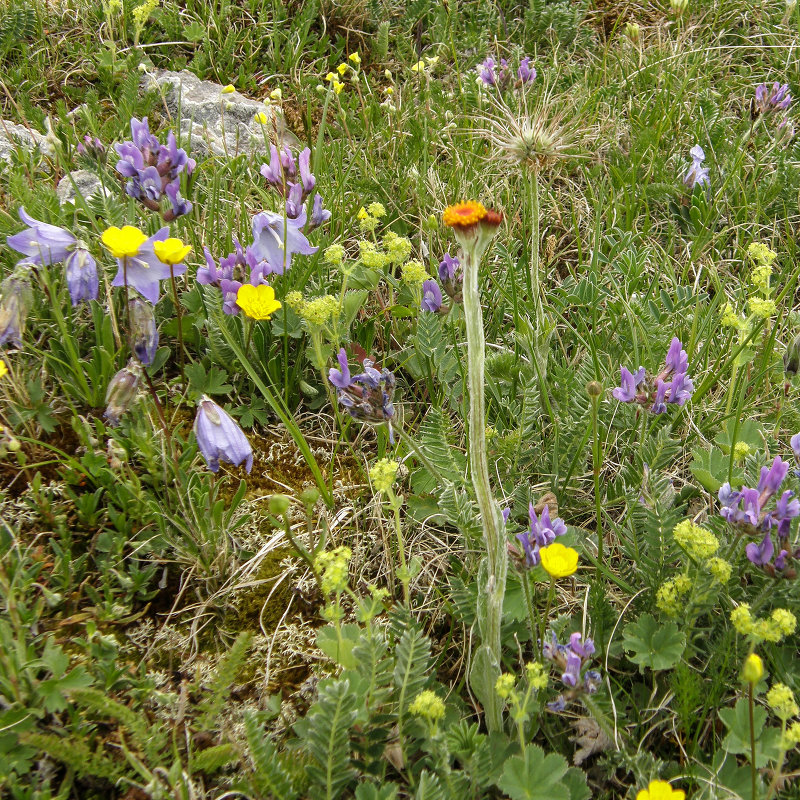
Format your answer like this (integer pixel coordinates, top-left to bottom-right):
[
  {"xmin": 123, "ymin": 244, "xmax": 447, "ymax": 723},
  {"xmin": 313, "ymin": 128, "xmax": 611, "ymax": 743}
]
[
  {"xmin": 23, "ymin": 732, "xmax": 120, "ymax": 781},
  {"xmin": 191, "ymin": 743, "xmax": 239, "ymax": 774},
  {"xmin": 301, "ymin": 677, "xmax": 360, "ymax": 799},
  {"xmin": 197, "ymin": 632, "xmax": 252, "ymax": 730},
  {"xmin": 418, "ymin": 407, "xmax": 467, "ymax": 485},
  {"xmin": 393, "ymin": 627, "xmax": 431, "ymax": 717},
  {"xmin": 438, "ymin": 482, "xmax": 482, "ymax": 542},
  {"xmin": 244, "ymin": 714, "xmax": 300, "ymax": 799}
]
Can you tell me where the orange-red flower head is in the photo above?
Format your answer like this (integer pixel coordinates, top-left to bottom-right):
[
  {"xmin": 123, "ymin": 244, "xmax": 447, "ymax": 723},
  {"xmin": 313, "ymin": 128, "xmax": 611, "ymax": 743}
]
[{"xmin": 443, "ymin": 201, "xmax": 487, "ymax": 228}]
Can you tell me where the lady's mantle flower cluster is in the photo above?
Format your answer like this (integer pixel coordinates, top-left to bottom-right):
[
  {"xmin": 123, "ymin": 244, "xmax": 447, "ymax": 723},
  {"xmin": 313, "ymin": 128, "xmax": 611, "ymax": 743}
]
[
  {"xmin": 328, "ymin": 348, "xmax": 396, "ymax": 442},
  {"xmin": 731, "ymin": 603, "xmax": 796, "ymax": 643},
  {"xmin": 722, "ymin": 242, "xmax": 779, "ymax": 329},
  {"xmin": 115, "ymin": 117, "xmax": 195, "ymax": 221},
  {"xmin": 477, "ymin": 55, "xmax": 536, "ymax": 88},
  {"xmin": 718, "ymin": 454, "xmax": 800, "ymax": 576},
  {"xmin": 542, "ymin": 631, "xmax": 601, "ymax": 712},
  {"xmin": 612, "ymin": 337, "xmax": 694, "ymax": 414}
]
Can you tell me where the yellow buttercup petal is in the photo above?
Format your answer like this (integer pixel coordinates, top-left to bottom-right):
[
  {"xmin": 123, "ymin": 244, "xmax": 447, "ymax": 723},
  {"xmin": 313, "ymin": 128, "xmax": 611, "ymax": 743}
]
[
  {"xmin": 153, "ymin": 238, "xmax": 191, "ymax": 266},
  {"xmin": 539, "ymin": 543, "xmax": 579, "ymax": 578},
  {"xmin": 237, "ymin": 284, "xmax": 282, "ymax": 320},
  {"xmin": 101, "ymin": 226, "xmax": 147, "ymax": 259},
  {"xmin": 0, "ymin": 359, "xmax": 8, "ymax": 379}
]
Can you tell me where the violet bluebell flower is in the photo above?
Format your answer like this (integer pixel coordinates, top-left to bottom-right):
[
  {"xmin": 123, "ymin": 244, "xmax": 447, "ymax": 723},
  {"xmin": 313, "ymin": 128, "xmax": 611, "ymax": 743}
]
[
  {"xmin": 755, "ymin": 82, "xmax": 792, "ymax": 115},
  {"xmin": 250, "ymin": 207, "xmax": 317, "ymax": 274},
  {"xmin": 517, "ymin": 57, "xmax": 536, "ymax": 83},
  {"xmin": 478, "ymin": 57, "xmax": 496, "ymax": 86},
  {"xmin": 194, "ymin": 396, "xmax": 253, "ymax": 473},
  {"xmin": 64, "ymin": 245, "xmax": 98, "ymax": 306},
  {"xmin": 129, "ymin": 297, "xmax": 159, "ymax": 365},
  {"xmin": 115, "ymin": 117, "xmax": 194, "ymax": 220},
  {"xmin": 421, "ymin": 279, "xmax": 443, "ymax": 313},
  {"xmin": 104, "ymin": 361, "xmax": 142, "ymax": 426},
  {"xmin": 0, "ymin": 276, "xmax": 34, "ymax": 347},
  {"xmin": 110, "ymin": 228, "xmax": 181, "ymax": 305},
  {"xmin": 683, "ymin": 144, "xmax": 710, "ymax": 189},
  {"xmin": 328, "ymin": 349, "xmax": 396, "ymax": 442},
  {"xmin": 7, "ymin": 207, "xmax": 76, "ymax": 266}
]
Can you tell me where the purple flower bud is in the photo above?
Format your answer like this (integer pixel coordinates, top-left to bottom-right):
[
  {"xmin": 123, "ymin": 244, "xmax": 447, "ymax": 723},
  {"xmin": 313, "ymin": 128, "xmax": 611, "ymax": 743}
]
[
  {"xmin": 104, "ymin": 361, "xmax": 142, "ymax": 426},
  {"xmin": 308, "ymin": 193, "xmax": 331, "ymax": 231},
  {"xmin": 651, "ymin": 379, "xmax": 668, "ymax": 415},
  {"xmin": 194, "ymin": 396, "xmax": 253, "ymax": 473},
  {"xmin": 298, "ymin": 147, "xmax": 315, "ymax": 198},
  {"xmin": 64, "ymin": 245, "xmax": 99, "ymax": 306},
  {"xmin": 7, "ymin": 207, "xmax": 76, "ymax": 266},
  {"xmin": 261, "ymin": 145, "xmax": 284, "ymax": 188},
  {"xmin": 758, "ymin": 456, "xmax": 789, "ymax": 499},
  {"xmin": 129, "ymin": 297, "xmax": 159, "ymax": 365},
  {"xmin": 329, "ymin": 348, "xmax": 351, "ymax": 389},
  {"xmin": 0, "ymin": 277, "xmax": 34, "ymax": 347},
  {"xmin": 421, "ymin": 279, "xmax": 442, "ymax": 312}
]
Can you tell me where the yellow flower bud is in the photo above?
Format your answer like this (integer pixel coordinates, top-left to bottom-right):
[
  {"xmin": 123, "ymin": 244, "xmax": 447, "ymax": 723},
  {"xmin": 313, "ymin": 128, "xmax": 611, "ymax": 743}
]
[{"xmin": 742, "ymin": 653, "xmax": 764, "ymax": 684}]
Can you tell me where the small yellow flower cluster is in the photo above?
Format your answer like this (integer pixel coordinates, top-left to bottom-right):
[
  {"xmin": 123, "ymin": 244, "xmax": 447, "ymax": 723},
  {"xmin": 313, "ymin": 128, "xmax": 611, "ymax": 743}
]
[
  {"xmin": 495, "ymin": 673, "xmax": 517, "ymax": 700},
  {"xmin": 383, "ymin": 231, "xmax": 412, "ymax": 265},
  {"xmin": 748, "ymin": 242, "xmax": 778, "ymax": 267},
  {"xmin": 673, "ymin": 520, "xmax": 719, "ymax": 559},
  {"xmin": 731, "ymin": 604, "xmax": 797, "ymax": 642},
  {"xmin": 706, "ymin": 556, "xmax": 732, "ymax": 583},
  {"xmin": 324, "ymin": 72, "xmax": 345, "ymax": 95},
  {"xmin": 324, "ymin": 244, "xmax": 345, "ymax": 266},
  {"xmin": 285, "ymin": 290, "xmax": 304, "ymax": 310},
  {"xmin": 733, "ymin": 441, "xmax": 750, "ymax": 462},
  {"xmin": 656, "ymin": 574, "xmax": 692, "ymax": 616},
  {"xmin": 783, "ymin": 721, "xmax": 800, "ymax": 749},
  {"xmin": 316, "ymin": 546, "xmax": 352, "ymax": 594},
  {"xmin": 370, "ymin": 458, "xmax": 399, "ymax": 493},
  {"xmin": 411, "ymin": 55, "xmax": 439, "ymax": 73},
  {"xmin": 751, "ymin": 264, "xmax": 773, "ymax": 295},
  {"xmin": 767, "ymin": 683, "xmax": 799, "ymax": 720},
  {"xmin": 401, "ymin": 260, "xmax": 429, "ymax": 286},
  {"xmin": 357, "ymin": 207, "xmax": 379, "ymax": 233},
  {"xmin": 409, "ymin": 690, "xmax": 445, "ymax": 721},
  {"xmin": 299, "ymin": 295, "xmax": 338, "ymax": 327},
  {"xmin": 748, "ymin": 296, "xmax": 777, "ymax": 319},
  {"xmin": 525, "ymin": 661, "xmax": 548, "ymax": 690},
  {"xmin": 132, "ymin": 0, "xmax": 159, "ymax": 30},
  {"xmin": 359, "ymin": 240, "xmax": 390, "ymax": 269},
  {"xmin": 721, "ymin": 301, "xmax": 745, "ymax": 330}
]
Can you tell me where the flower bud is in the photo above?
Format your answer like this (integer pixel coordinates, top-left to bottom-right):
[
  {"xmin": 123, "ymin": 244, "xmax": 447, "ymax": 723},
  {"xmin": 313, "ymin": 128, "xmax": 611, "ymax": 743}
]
[
  {"xmin": 785, "ymin": 333, "xmax": 800, "ymax": 376},
  {"xmin": 104, "ymin": 361, "xmax": 142, "ymax": 426},
  {"xmin": 743, "ymin": 653, "xmax": 764, "ymax": 684},
  {"xmin": 0, "ymin": 277, "xmax": 34, "ymax": 348},
  {"xmin": 65, "ymin": 245, "xmax": 99, "ymax": 306},
  {"xmin": 269, "ymin": 494, "xmax": 291, "ymax": 515},
  {"xmin": 586, "ymin": 380, "xmax": 603, "ymax": 397},
  {"xmin": 129, "ymin": 297, "xmax": 159, "ymax": 365},
  {"xmin": 624, "ymin": 21, "xmax": 641, "ymax": 42}
]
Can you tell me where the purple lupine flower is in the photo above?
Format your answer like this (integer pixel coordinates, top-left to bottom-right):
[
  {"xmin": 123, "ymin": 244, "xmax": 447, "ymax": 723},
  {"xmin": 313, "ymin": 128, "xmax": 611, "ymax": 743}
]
[
  {"xmin": 664, "ymin": 337, "xmax": 689, "ymax": 375},
  {"xmin": 569, "ymin": 633, "xmax": 595, "ymax": 658},
  {"xmin": 758, "ymin": 456, "xmax": 790, "ymax": 500},
  {"xmin": 104, "ymin": 361, "xmax": 142, "ymax": 426},
  {"xmin": 438, "ymin": 253, "xmax": 463, "ymax": 303},
  {"xmin": 543, "ymin": 630, "xmax": 601, "ymax": 712},
  {"xmin": 194, "ymin": 396, "xmax": 253, "ymax": 473},
  {"xmin": 328, "ymin": 350, "xmax": 396, "ymax": 442},
  {"xmin": 791, "ymin": 433, "xmax": 800, "ymax": 460},
  {"xmin": 329, "ymin": 348, "xmax": 351, "ymax": 388},
  {"xmin": 746, "ymin": 532, "xmax": 775, "ymax": 566},
  {"xmin": 612, "ymin": 366, "xmax": 645, "ymax": 402},
  {"xmin": 562, "ymin": 651, "xmax": 582, "ymax": 687},
  {"xmin": 7, "ymin": 207, "xmax": 76, "ymax": 266},
  {"xmin": 0, "ymin": 276, "xmax": 34, "ymax": 347},
  {"xmin": 421, "ymin": 279, "xmax": 442, "ymax": 312},
  {"xmin": 517, "ymin": 57, "xmax": 536, "ymax": 83},
  {"xmin": 250, "ymin": 207, "xmax": 318, "ymax": 275},
  {"xmin": 478, "ymin": 57, "xmax": 496, "ymax": 86},
  {"xmin": 129, "ymin": 297, "xmax": 159, "ymax": 365},
  {"xmin": 109, "ymin": 228, "xmax": 184, "ymax": 305},
  {"xmin": 683, "ymin": 144, "xmax": 710, "ymax": 189},
  {"xmin": 64, "ymin": 245, "xmax": 98, "ymax": 306},
  {"xmin": 308, "ymin": 194, "xmax": 332, "ymax": 231},
  {"xmin": 115, "ymin": 117, "xmax": 193, "ymax": 220},
  {"xmin": 667, "ymin": 371, "xmax": 694, "ymax": 406},
  {"xmin": 755, "ymin": 82, "xmax": 792, "ymax": 115},
  {"xmin": 651, "ymin": 379, "xmax": 668, "ymax": 415}
]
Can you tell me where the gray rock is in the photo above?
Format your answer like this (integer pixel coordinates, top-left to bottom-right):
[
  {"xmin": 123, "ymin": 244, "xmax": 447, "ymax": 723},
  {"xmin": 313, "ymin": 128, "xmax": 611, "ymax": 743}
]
[
  {"xmin": 140, "ymin": 69, "xmax": 300, "ymax": 159},
  {"xmin": 56, "ymin": 170, "xmax": 113, "ymax": 206},
  {"xmin": 0, "ymin": 119, "xmax": 53, "ymax": 163}
]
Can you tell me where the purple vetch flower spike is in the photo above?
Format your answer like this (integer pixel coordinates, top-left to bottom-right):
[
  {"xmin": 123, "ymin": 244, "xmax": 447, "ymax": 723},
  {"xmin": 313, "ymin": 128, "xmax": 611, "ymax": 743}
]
[
  {"xmin": 308, "ymin": 193, "xmax": 332, "ymax": 231},
  {"xmin": 64, "ymin": 245, "xmax": 98, "ymax": 306},
  {"xmin": 667, "ymin": 371, "xmax": 694, "ymax": 406},
  {"xmin": 758, "ymin": 456, "xmax": 790, "ymax": 499},
  {"xmin": 8, "ymin": 207, "xmax": 76, "ymax": 266},
  {"xmin": 518, "ymin": 57, "xmax": 536, "ymax": 83},
  {"xmin": 129, "ymin": 297, "xmax": 159, "ymax": 366},
  {"xmin": 612, "ymin": 366, "xmax": 644, "ymax": 402},
  {"xmin": 569, "ymin": 633, "xmax": 596, "ymax": 659},
  {"xmin": 478, "ymin": 57, "xmax": 496, "ymax": 86},
  {"xmin": 298, "ymin": 148, "xmax": 315, "ymax": 198},
  {"xmin": 421, "ymin": 279, "xmax": 443, "ymax": 312},
  {"xmin": 329, "ymin": 348, "xmax": 352, "ymax": 389},
  {"xmin": 561, "ymin": 651, "xmax": 582, "ymax": 688},
  {"xmin": 194, "ymin": 396, "xmax": 253, "ymax": 473},
  {"xmin": 746, "ymin": 532, "xmax": 775, "ymax": 566},
  {"xmin": 664, "ymin": 337, "xmax": 689, "ymax": 376},
  {"xmin": 651, "ymin": 379, "xmax": 669, "ymax": 415},
  {"xmin": 163, "ymin": 181, "xmax": 193, "ymax": 221}
]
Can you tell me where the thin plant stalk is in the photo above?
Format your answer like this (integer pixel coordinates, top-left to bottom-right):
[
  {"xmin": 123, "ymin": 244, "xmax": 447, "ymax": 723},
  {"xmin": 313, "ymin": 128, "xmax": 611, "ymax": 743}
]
[
  {"xmin": 590, "ymin": 389, "xmax": 604, "ymax": 568},
  {"xmin": 749, "ymin": 682, "xmax": 757, "ymax": 800},
  {"xmin": 169, "ymin": 266, "xmax": 186, "ymax": 388},
  {"xmin": 387, "ymin": 487, "xmax": 410, "ymax": 605}
]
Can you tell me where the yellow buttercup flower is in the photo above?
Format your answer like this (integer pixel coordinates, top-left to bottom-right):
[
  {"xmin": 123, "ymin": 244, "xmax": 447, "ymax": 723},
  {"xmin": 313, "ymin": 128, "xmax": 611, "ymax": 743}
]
[
  {"xmin": 325, "ymin": 72, "xmax": 335, "ymax": 82},
  {"xmin": 0, "ymin": 360, "xmax": 7, "ymax": 379},
  {"xmin": 539, "ymin": 543, "xmax": 579, "ymax": 578},
  {"xmin": 636, "ymin": 780, "xmax": 685, "ymax": 800},
  {"xmin": 101, "ymin": 226, "xmax": 147, "ymax": 259},
  {"xmin": 153, "ymin": 238, "xmax": 191, "ymax": 266},
  {"xmin": 237, "ymin": 284, "xmax": 282, "ymax": 320}
]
